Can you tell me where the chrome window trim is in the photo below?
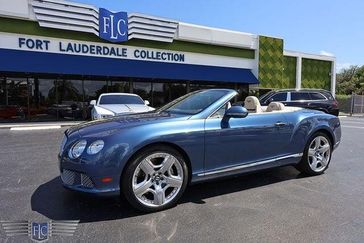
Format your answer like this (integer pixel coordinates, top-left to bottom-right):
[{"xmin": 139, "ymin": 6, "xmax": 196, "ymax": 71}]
[{"xmin": 198, "ymin": 153, "xmax": 303, "ymax": 176}]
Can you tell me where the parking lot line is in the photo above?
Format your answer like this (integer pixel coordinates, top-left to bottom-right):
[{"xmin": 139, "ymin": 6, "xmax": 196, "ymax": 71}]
[
  {"xmin": 341, "ymin": 120, "xmax": 364, "ymax": 124},
  {"xmin": 341, "ymin": 125, "xmax": 364, "ymax": 129},
  {"xmin": 10, "ymin": 126, "xmax": 61, "ymax": 131}
]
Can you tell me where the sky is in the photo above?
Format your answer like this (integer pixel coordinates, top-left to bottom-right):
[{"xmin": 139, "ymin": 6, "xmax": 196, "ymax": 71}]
[{"xmin": 76, "ymin": 0, "xmax": 363, "ymax": 71}]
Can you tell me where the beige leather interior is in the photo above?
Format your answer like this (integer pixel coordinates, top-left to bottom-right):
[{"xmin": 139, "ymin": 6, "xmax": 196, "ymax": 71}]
[
  {"xmin": 266, "ymin": 102, "xmax": 285, "ymax": 112},
  {"xmin": 243, "ymin": 97, "xmax": 302, "ymax": 114},
  {"xmin": 244, "ymin": 96, "xmax": 263, "ymax": 113}
]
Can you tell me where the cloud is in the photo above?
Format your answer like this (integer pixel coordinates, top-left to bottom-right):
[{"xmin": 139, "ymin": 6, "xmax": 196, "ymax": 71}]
[{"xmin": 319, "ymin": 50, "xmax": 335, "ymax": 57}]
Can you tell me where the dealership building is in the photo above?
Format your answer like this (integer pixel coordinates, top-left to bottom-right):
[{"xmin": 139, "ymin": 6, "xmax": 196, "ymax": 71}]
[{"xmin": 0, "ymin": 0, "xmax": 336, "ymax": 122}]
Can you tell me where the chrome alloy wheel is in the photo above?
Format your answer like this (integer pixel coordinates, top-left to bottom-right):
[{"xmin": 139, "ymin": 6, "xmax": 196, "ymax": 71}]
[
  {"xmin": 308, "ymin": 136, "xmax": 331, "ymax": 173},
  {"xmin": 132, "ymin": 152, "xmax": 184, "ymax": 207}
]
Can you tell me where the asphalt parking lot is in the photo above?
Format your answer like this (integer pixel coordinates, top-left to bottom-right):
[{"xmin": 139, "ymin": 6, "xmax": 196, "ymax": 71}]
[{"xmin": 0, "ymin": 117, "xmax": 364, "ymax": 243}]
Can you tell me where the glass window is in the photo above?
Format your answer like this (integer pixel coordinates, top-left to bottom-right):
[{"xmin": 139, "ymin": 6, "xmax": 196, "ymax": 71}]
[
  {"xmin": 291, "ymin": 92, "xmax": 311, "ymax": 101},
  {"xmin": 189, "ymin": 82, "xmax": 234, "ymax": 92},
  {"xmin": 309, "ymin": 92, "xmax": 326, "ymax": 100},
  {"xmin": 210, "ymin": 102, "xmax": 231, "ymax": 119},
  {"xmin": 84, "ymin": 80, "xmax": 108, "ymax": 102},
  {"xmin": 55, "ymin": 80, "xmax": 85, "ymax": 120},
  {"xmin": 29, "ymin": 78, "xmax": 58, "ymax": 121},
  {"xmin": 133, "ymin": 82, "xmax": 151, "ymax": 102},
  {"xmin": 0, "ymin": 77, "xmax": 28, "ymax": 121},
  {"xmin": 270, "ymin": 92, "xmax": 287, "ymax": 102},
  {"xmin": 110, "ymin": 81, "xmax": 130, "ymax": 93},
  {"xmin": 99, "ymin": 95, "xmax": 144, "ymax": 105},
  {"xmin": 235, "ymin": 84, "xmax": 249, "ymax": 103},
  {"xmin": 151, "ymin": 83, "xmax": 166, "ymax": 108},
  {"xmin": 321, "ymin": 91, "xmax": 334, "ymax": 100},
  {"xmin": 167, "ymin": 83, "xmax": 187, "ymax": 101},
  {"xmin": 161, "ymin": 90, "xmax": 229, "ymax": 115}
]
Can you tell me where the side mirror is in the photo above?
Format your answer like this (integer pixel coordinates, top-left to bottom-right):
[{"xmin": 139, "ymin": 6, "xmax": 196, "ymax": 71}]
[
  {"xmin": 144, "ymin": 100, "xmax": 150, "ymax": 106},
  {"xmin": 90, "ymin": 100, "xmax": 96, "ymax": 106},
  {"xmin": 224, "ymin": 106, "xmax": 248, "ymax": 119}
]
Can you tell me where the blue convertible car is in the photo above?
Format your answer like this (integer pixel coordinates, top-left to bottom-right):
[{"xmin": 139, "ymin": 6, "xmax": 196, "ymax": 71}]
[{"xmin": 59, "ymin": 89, "xmax": 341, "ymax": 212}]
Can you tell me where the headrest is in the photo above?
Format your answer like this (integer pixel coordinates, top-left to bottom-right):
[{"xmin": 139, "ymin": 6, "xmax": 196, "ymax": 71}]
[
  {"xmin": 266, "ymin": 102, "xmax": 285, "ymax": 112},
  {"xmin": 244, "ymin": 96, "xmax": 262, "ymax": 113}
]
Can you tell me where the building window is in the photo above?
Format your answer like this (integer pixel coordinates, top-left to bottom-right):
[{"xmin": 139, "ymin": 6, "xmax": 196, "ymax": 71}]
[
  {"xmin": 110, "ymin": 81, "xmax": 130, "ymax": 93},
  {"xmin": 133, "ymin": 82, "xmax": 152, "ymax": 103},
  {"xmin": 83, "ymin": 80, "xmax": 108, "ymax": 102}
]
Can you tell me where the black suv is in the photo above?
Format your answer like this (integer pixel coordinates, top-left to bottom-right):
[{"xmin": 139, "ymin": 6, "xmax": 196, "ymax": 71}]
[{"xmin": 259, "ymin": 89, "xmax": 339, "ymax": 116}]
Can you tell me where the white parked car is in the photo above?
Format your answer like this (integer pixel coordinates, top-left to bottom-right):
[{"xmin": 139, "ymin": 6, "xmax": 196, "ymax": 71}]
[{"xmin": 90, "ymin": 93, "xmax": 154, "ymax": 120}]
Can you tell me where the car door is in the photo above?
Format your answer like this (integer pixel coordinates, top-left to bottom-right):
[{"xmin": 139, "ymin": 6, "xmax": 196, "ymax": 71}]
[{"xmin": 204, "ymin": 107, "xmax": 292, "ymax": 172}]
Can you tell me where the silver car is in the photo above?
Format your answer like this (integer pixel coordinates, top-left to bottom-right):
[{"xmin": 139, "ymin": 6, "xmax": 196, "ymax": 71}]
[{"xmin": 90, "ymin": 93, "xmax": 154, "ymax": 120}]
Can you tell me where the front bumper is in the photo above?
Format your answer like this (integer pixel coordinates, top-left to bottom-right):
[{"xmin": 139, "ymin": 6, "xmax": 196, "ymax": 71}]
[
  {"xmin": 62, "ymin": 183, "xmax": 120, "ymax": 197},
  {"xmin": 59, "ymin": 156, "xmax": 121, "ymax": 197}
]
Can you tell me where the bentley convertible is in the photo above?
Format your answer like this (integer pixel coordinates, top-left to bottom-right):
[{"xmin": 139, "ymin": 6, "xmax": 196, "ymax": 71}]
[{"xmin": 59, "ymin": 89, "xmax": 341, "ymax": 212}]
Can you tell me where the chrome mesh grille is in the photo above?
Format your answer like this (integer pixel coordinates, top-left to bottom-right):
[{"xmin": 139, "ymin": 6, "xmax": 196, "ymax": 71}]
[
  {"xmin": 81, "ymin": 174, "xmax": 94, "ymax": 188},
  {"xmin": 61, "ymin": 169, "xmax": 76, "ymax": 185},
  {"xmin": 61, "ymin": 169, "xmax": 94, "ymax": 188}
]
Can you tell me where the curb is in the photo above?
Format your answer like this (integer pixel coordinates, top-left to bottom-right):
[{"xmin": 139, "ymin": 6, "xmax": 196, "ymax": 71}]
[{"xmin": 0, "ymin": 122, "xmax": 81, "ymax": 130}]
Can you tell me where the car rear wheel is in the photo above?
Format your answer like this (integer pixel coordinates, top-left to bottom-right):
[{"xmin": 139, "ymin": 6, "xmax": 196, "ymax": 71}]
[
  {"xmin": 296, "ymin": 132, "xmax": 332, "ymax": 175},
  {"xmin": 122, "ymin": 145, "xmax": 189, "ymax": 212}
]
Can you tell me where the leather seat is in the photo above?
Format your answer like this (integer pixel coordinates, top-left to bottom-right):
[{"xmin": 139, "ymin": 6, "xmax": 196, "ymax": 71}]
[
  {"xmin": 266, "ymin": 102, "xmax": 285, "ymax": 112},
  {"xmin": 244, "ymin": 96, "xmax": 263, "ymax": 113}
]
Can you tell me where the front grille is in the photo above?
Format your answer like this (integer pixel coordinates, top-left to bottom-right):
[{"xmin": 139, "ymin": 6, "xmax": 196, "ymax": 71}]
[
  {"xmin": 80, "ymin": 174, "xmax": 94, "ymax": 188},
  {"xmin": 61, "ymin": 169, "xmax": 94, "ymax": 188}
]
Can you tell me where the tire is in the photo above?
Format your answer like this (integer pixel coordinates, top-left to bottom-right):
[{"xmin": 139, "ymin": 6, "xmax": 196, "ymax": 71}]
[
  {"xmin": 295, "ymin": 132, "xmax": 332, "ymax": 176},
  {"xmin": 121, "ymin": 145, "xmax": 189, "ymax": 212}
]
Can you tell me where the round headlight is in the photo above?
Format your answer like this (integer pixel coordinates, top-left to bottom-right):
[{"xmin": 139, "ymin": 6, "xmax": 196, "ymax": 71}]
[
  {"xmin": 87, "ymin": 140, "xmax": 104, "ymax": 155},
  {"xmin": 69, "ymin": 140, "xmax": 87, "ymax": 159}
]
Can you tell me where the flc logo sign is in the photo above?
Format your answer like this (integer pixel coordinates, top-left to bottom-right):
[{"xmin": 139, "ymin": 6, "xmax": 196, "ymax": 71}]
[{"xmin": 99, "ymin": 8, "xmax": 128, "ymax": 43}]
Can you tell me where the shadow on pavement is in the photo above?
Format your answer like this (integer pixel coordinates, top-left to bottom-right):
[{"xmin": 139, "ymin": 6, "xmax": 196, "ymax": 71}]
[{"xmin": 31, "ymin": 166, "xmax": 305, "ymax": 223}]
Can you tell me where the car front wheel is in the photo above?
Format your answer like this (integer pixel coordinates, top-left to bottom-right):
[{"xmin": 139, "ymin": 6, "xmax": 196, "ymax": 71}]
[
  {"xmin": 296, "ymin": 132, "xmax": 332, "ymax": 175},
  {"xmin": 122, "ymin": 146, "xmax": 189, "ymax": 212}
]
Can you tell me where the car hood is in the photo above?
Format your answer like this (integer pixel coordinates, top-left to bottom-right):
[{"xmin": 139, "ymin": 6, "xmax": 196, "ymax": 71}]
[
  {"xmin": 97, "ymin": 104, "xmax": 152, "ymax": 114},
  {"xmin": 67, "ymin": 111, "xmax": 188, "ymax": 137}
]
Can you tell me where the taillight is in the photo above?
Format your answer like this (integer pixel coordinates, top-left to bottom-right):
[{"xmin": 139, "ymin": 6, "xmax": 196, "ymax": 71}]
[{"xmin": 333, "ymin": 100, "xmax": 338, "ymax": 108}]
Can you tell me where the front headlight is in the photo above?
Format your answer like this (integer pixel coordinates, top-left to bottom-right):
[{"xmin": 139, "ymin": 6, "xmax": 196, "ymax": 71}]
[
  {"xmin": 87, "ymin": 140, "xmax": 105, "ymax": 155},
  {"xmin": 69, "ymin": 140, "xmax": 87, "ymax": 159}
]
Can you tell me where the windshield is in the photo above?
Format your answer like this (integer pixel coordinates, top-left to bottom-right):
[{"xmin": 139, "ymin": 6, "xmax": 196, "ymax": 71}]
[
  {"xmin": 158, "ymin": 90, "xmax": 229, "ymax": 115},
  {"xmin": 99, "ymin": 95, "xmax": 144, "ymax": 105}
]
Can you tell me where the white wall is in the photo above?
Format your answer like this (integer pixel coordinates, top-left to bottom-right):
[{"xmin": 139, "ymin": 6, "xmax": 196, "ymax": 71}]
[
  {"xmin": 176, "ymin": 22, "xmax": 258, "ymax": 50},
  {"xmin": 0, "ymin": 0, "xmax": 34, "ymax": 20}
]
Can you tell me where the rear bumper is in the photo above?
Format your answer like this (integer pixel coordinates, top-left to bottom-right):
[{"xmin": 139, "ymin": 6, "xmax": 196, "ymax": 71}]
[{"xmin": 329, "ymin": 108, "xmax": 339, "ymax": 116}]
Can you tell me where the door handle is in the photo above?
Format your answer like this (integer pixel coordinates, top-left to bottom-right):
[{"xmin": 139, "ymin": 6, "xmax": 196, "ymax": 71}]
[{"xmin": 275, "ymin": 122, "xmax": 287, "ymax": 127}]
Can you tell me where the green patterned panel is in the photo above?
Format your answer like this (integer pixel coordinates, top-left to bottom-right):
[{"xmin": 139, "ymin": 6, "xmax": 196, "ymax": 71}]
[
  {"xmin": 283, "ymin": 56, "xmax": 297, "ymax": 88},
  {"xmin": 258, "ymin": 36, "xmax": 284, "ymax": 88},
  {"xmin": 302, "ymin": 58, "xmax": 331, "ymax": 89}
]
